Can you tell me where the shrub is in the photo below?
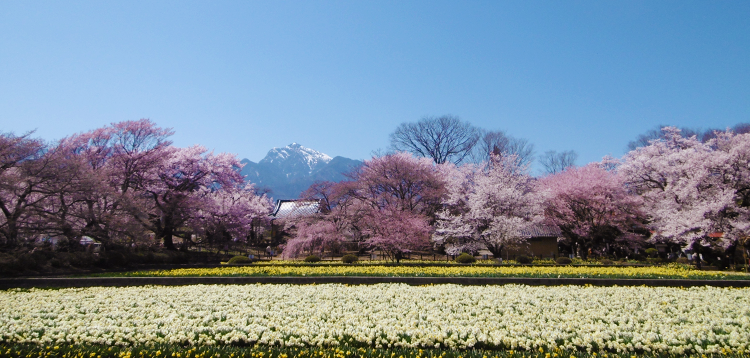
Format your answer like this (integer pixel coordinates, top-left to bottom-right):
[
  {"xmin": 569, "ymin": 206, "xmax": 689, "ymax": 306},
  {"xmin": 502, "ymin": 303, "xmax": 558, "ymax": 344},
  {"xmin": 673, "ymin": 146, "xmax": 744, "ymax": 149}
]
[
  {"xmin": 17, "ymin": 253, "xmax": 41, "ymax": 270},
  {"xmin": 169, "ymin": 251, "xmax": 190, "ymax": 264},
  {"xmin": 516, "ymin": 255, "xmax": 532, "ymax": 264},
  {"xmin": 600, "ymin": 259, "xmax": 613, "ymax": 265},
  {"xmin": 455, "ymin": 253, "xmax": 476, "ymax": 264},
  {"xmin": 106, "ymin": 251, "xmax": 129, "ymax": 267},
  {"xmin": 227, "ymin": 256, "xmax": 252, "ymax": 264},
  {"xmin": 341, "ymin": 254, "xmax": 358, "ymax": 264},
  {"xmin": 630, "ymin": 253, "xmax": 646, "ymax": 261},
  {"xmin": 676, "ymin": 257, "xmax": 690, "ymax": 264},
  {"xmin": 555, "ymin": 257, "xmax": 572, "ymax": 265},
  {"xmin": 0, "ymin": 253, "xmax": 21, "ymax": 274},
  {"xmin": 645, "ymin": 248, "xmax": 659, "ymax": 258},
  {"xmin": 50, "ymin": 258, "xmax": 64, "ymax": 268},
  {"xmin": 304, "ymin": 255, "xmax": 321, "ymax": 263},
  {"xmin": 68, "ymin": 252, "xmax": 95, "ymax": 267},
  {"xmin": 712, "ymin": 258, "xmax": 730, "ymax": 271}
]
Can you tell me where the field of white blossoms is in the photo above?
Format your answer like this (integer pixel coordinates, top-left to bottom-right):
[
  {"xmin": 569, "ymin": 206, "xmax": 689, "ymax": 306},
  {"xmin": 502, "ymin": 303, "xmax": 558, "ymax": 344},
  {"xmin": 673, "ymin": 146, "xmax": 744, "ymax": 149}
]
[{"xmin": 1, "ymin": 284, "xmax": 749, "ymax": 356}]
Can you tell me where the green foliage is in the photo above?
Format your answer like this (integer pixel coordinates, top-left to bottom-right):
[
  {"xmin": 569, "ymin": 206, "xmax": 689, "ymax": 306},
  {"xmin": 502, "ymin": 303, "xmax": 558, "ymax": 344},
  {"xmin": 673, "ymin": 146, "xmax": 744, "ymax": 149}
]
[
  {"xmin": 645, "ymin": 248, "xmax": 659, "ymax": 258},
  {"xmin": 555, "ymin": 257, "xmax": 572, "ymax": 265},
  {"xmin": 105, "ymin": 251, "xmax": 129, "ymax": 267},
  {"xmin": 49, "ymin": 258, "xmax": 63, "ymax": 268},
  {"xmin": 227, "ymin": 255, "xmax": 252, "ymax": 264},
  {"xmin": 600, "ymin": 259, "xmax": 613, "ymax": 265},
  {"xmin": 630, "ymin": 253, "xmax": 646, "ymax": 261},
  {"xmin": 341, "ymin": 254, "xmax": 359, "ymax": 264},
  {"xmin": 676, "ymin": 257, "xmax": 690, "ymax": 265},
  {"xmin": 516, "ymin": 255, "xmax": 532, "ymax": 264},
  {"xmin": 455, "ymin": 253, "xmax": 477, "ymax": 264},
  {"xmin": 711, "ymin": 258, "xmax": 730, "ymax": 271},
  {"xmin": 304, "ymin": 255, "xmax": 321, "ymax": 263}
]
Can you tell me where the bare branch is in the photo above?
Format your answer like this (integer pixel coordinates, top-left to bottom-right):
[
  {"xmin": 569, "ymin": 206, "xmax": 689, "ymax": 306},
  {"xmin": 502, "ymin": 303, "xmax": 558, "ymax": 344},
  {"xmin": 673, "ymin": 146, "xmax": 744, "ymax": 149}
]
[
  {"xmin": 472, "ymin": 130, "xmax": 534, "ymax": 166},
  {"xmin": 539, "ymin": 150, "xmax": 578, "ymax": 175},
  {"xmin": 389, "ymin": 115, "xmax": 480, "ymax": 164}
]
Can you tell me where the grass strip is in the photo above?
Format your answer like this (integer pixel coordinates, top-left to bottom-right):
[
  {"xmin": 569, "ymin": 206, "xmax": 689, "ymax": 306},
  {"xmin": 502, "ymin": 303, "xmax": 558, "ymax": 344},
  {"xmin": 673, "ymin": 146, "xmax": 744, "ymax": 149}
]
[{"xmin": 0, "ymin": 343, "xmax": 742, "ymax": 358}]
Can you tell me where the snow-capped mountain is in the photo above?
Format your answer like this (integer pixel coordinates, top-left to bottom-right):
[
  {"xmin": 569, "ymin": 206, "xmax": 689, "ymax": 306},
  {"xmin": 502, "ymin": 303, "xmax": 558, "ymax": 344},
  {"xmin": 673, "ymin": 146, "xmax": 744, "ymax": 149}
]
[
  {"xmin": 261, "ymin": 143, "xmax": 332, "ymax": 178},
  {"xmin": 240, "ymin": 143, "xmax": 362, "ymax": 200}
]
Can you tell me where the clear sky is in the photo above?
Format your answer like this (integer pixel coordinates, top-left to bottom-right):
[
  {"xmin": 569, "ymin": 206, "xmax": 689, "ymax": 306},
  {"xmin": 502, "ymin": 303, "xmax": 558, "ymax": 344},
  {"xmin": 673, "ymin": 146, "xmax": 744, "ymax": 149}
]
[{"xmin": 1, "ymin": 0, "xmax": 748, "ymax": 173}]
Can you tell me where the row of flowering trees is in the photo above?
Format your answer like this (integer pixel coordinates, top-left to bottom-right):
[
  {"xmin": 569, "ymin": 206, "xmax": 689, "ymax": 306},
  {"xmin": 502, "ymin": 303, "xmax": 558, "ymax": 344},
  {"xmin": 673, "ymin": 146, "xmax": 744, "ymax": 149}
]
[
  {"xmin": 0, "ymin": 119, "xmax": 272, "ymax": 251},
  {"xmin": 4, "ymin": 121, "xmax": 749, "ymax": 262},
  {"xmin": 287, "ymin": 127, "xmax": 750, "ymax": 262}
]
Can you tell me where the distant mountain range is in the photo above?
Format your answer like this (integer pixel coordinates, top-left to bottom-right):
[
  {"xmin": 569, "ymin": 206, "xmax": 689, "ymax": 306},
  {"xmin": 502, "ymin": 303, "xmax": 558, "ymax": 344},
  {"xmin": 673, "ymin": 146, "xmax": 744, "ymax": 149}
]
[{"xmin": 240, "ymin": 143, "xmax": 362, "ymax": 200}]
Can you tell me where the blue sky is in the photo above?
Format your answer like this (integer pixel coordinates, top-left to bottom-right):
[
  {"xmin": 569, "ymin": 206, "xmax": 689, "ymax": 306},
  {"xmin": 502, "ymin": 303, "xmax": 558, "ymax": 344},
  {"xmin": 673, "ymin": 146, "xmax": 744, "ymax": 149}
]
[{"xmin": 1, "ymin": 0, "xmax": 748, "ymax": 173}]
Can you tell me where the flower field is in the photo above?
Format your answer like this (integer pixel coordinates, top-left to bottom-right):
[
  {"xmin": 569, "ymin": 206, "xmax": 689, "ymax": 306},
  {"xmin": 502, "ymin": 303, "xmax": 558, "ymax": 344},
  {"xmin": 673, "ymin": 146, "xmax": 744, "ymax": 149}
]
[
  {"xmin": 1, "ymin": 284, "xmax": 749, "ymax": 356},
  {"xmin": 95, "ymin": 264, "xmax": 750, "ymax": 280}
]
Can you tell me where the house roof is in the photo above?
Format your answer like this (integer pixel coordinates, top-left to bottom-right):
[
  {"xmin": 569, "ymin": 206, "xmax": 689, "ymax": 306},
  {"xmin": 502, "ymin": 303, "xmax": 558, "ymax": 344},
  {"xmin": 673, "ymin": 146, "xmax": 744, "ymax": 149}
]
[
  {"xmin": 433, "ymin": 223, "xmax": 562, "ymax": 245},
  {"xmin": 271, "ymin": 200, "xmax": 321, "ymax": 219},
  {"xmin": 518, "ymin": 224, "xmax": 562, "ymax": 238}
]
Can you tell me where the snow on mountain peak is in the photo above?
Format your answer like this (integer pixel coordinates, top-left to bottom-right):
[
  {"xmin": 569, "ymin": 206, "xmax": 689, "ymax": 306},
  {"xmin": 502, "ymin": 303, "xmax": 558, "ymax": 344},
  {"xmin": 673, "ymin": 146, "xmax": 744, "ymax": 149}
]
[{"xmin": 261, "ymin": 143, "xmax": 332, "ymax": 173}]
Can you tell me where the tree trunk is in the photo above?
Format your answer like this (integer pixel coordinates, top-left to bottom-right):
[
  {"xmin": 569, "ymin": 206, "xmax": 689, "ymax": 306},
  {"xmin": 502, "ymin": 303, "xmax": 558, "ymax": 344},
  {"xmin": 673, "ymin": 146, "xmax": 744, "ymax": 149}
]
[
  {"xmin": 692, "ymin": 239, "xmax": 702, "ymax": 270},
  {"xmin": 1, "ymin": 220, "xmax": 19, "ymax": 248},
  {"xmin": 161, "ymin": 226, "xmax": 176, "ymax": 250},
  {"xmin": 486, "ymin": 244, "xmax": 504, "ymax": 260}
]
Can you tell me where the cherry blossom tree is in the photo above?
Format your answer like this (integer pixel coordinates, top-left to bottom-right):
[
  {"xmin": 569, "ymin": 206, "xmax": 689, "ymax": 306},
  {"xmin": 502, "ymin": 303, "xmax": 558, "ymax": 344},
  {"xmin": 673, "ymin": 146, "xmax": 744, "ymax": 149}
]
[
  {"xmin": 25, "ymin": 140, "xmax": 101, "ymax": 247},
  {"xmin": 350, "ymin": 152, "xmax": 446, "ymax": 215},
  {"xmin": 0, "ymin": 131, "xmax": 50, "ymax": 247},
  {"xmin": 1, "ymin": 120, "xmax": 274, "ymax": 255},
  {"xmin": 435, "ymin": 155, "xmax": 545, "ymax": 258},
  {"xmin": 0, "ymin": 133, "xmax": 101, "ymax": 248},
  {"xmin": 39, "ymin": 120, "xmax": 174, "ymax": 247},
  {"xmin": 288, "ymin": 153, "xmax": 446, "ymax": 261},
  {"xmin": 351, "ymin": 152, "xmax": 446, "ymax": 260},
  {"xmin": 362, "ymin": 209, "xmax": 432, "ymax": 261},
  {"xmin": 619, "ymin": 127, "xmax": 739, "ymax": 265},
  {"xmin": 139, "ymin": 145, "xmax": 245, "ymax": 250},
  {"xmin": 298, "ymin": 180, "xmax": 367, "ymax": 248},
  {"xmin": 711, "ymin": 130, "xmax": 750, "ymax": 240},
  {"xmin": 281, "ymin": 220, "xmax": 340, "ymax": 259},
  {"xmin": 192, "ymin": 184, "xmax": 272, "ymax": 248},
  {"xmin": 538, "ymin": 163, "xmax": 646, "ymax": 258}
]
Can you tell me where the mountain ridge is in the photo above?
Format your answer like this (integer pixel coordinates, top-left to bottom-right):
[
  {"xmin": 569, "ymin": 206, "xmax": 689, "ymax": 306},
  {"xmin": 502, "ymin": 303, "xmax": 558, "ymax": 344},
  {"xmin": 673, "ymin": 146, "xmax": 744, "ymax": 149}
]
[{"xmin": 240, "ymin": 143, "xmax": 362, "ymax": 200}]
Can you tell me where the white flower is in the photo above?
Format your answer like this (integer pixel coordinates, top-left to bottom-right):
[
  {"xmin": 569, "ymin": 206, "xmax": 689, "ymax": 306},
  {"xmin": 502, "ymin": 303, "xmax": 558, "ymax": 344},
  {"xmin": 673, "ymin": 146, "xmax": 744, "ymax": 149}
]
[{"xmin": 0, "ymin": 284, "xmax": 748, "ymax": 354}]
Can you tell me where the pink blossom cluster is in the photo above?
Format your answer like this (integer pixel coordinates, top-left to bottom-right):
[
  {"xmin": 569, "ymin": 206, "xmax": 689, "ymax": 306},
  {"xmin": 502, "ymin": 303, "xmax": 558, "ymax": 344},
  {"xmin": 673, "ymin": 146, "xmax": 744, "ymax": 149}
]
[{"xmin": 0, "ymin": 119, "xmax": 271, "ymax": 250}]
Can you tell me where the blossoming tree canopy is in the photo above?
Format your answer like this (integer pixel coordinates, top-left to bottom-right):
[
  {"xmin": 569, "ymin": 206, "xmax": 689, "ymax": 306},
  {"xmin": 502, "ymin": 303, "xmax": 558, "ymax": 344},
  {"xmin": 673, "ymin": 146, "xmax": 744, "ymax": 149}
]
[
  {"xmin": 0, "ymin": 131, "xmax": 47, "ymax": 247},
  {"xmin": 435, "ymin": 155, "xmax": 545, "ymax": 257},
  {"xmin": 352, "ymin": 152, "xmax": 449, "ymax": 261},
  {"xmin": 538, "ymin": 163, "xmax": 646, "ymax": 258},
  {"xmin": 192, "ymin": 183, "xmax": 273, "ymax": 247},
  {"xmin": 137, "ymin": 145, "xmax": 250, "ymax": 249},
  {"xmin": 285, "ymin": 152, "xmax": 447, "ymax": 261},
  {"xmin": 1, "ymin": 120, "xmax": 271, "ymax": 250},
  {"xmin": 43, "ymin": 119, "xmax": 176, "ymax": 246},
  {"xmin": 620, "ymin": 127, "xmax": 750, "ymax": 252}
]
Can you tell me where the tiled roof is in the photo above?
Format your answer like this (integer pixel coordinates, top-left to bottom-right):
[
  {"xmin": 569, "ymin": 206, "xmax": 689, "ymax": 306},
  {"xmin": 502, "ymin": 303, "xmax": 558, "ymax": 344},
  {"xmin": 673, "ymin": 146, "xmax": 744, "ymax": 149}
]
[
  {"xmin": 518, "ymin": 224, "xmax": 562, "ymax": 238},
  {"xmin": 433, "ymin": 224, "xmax": 562, "ymax": 245},
  {"xmin": 271, "ymin": 200, "xmax": 321, "ymax": 219}
]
